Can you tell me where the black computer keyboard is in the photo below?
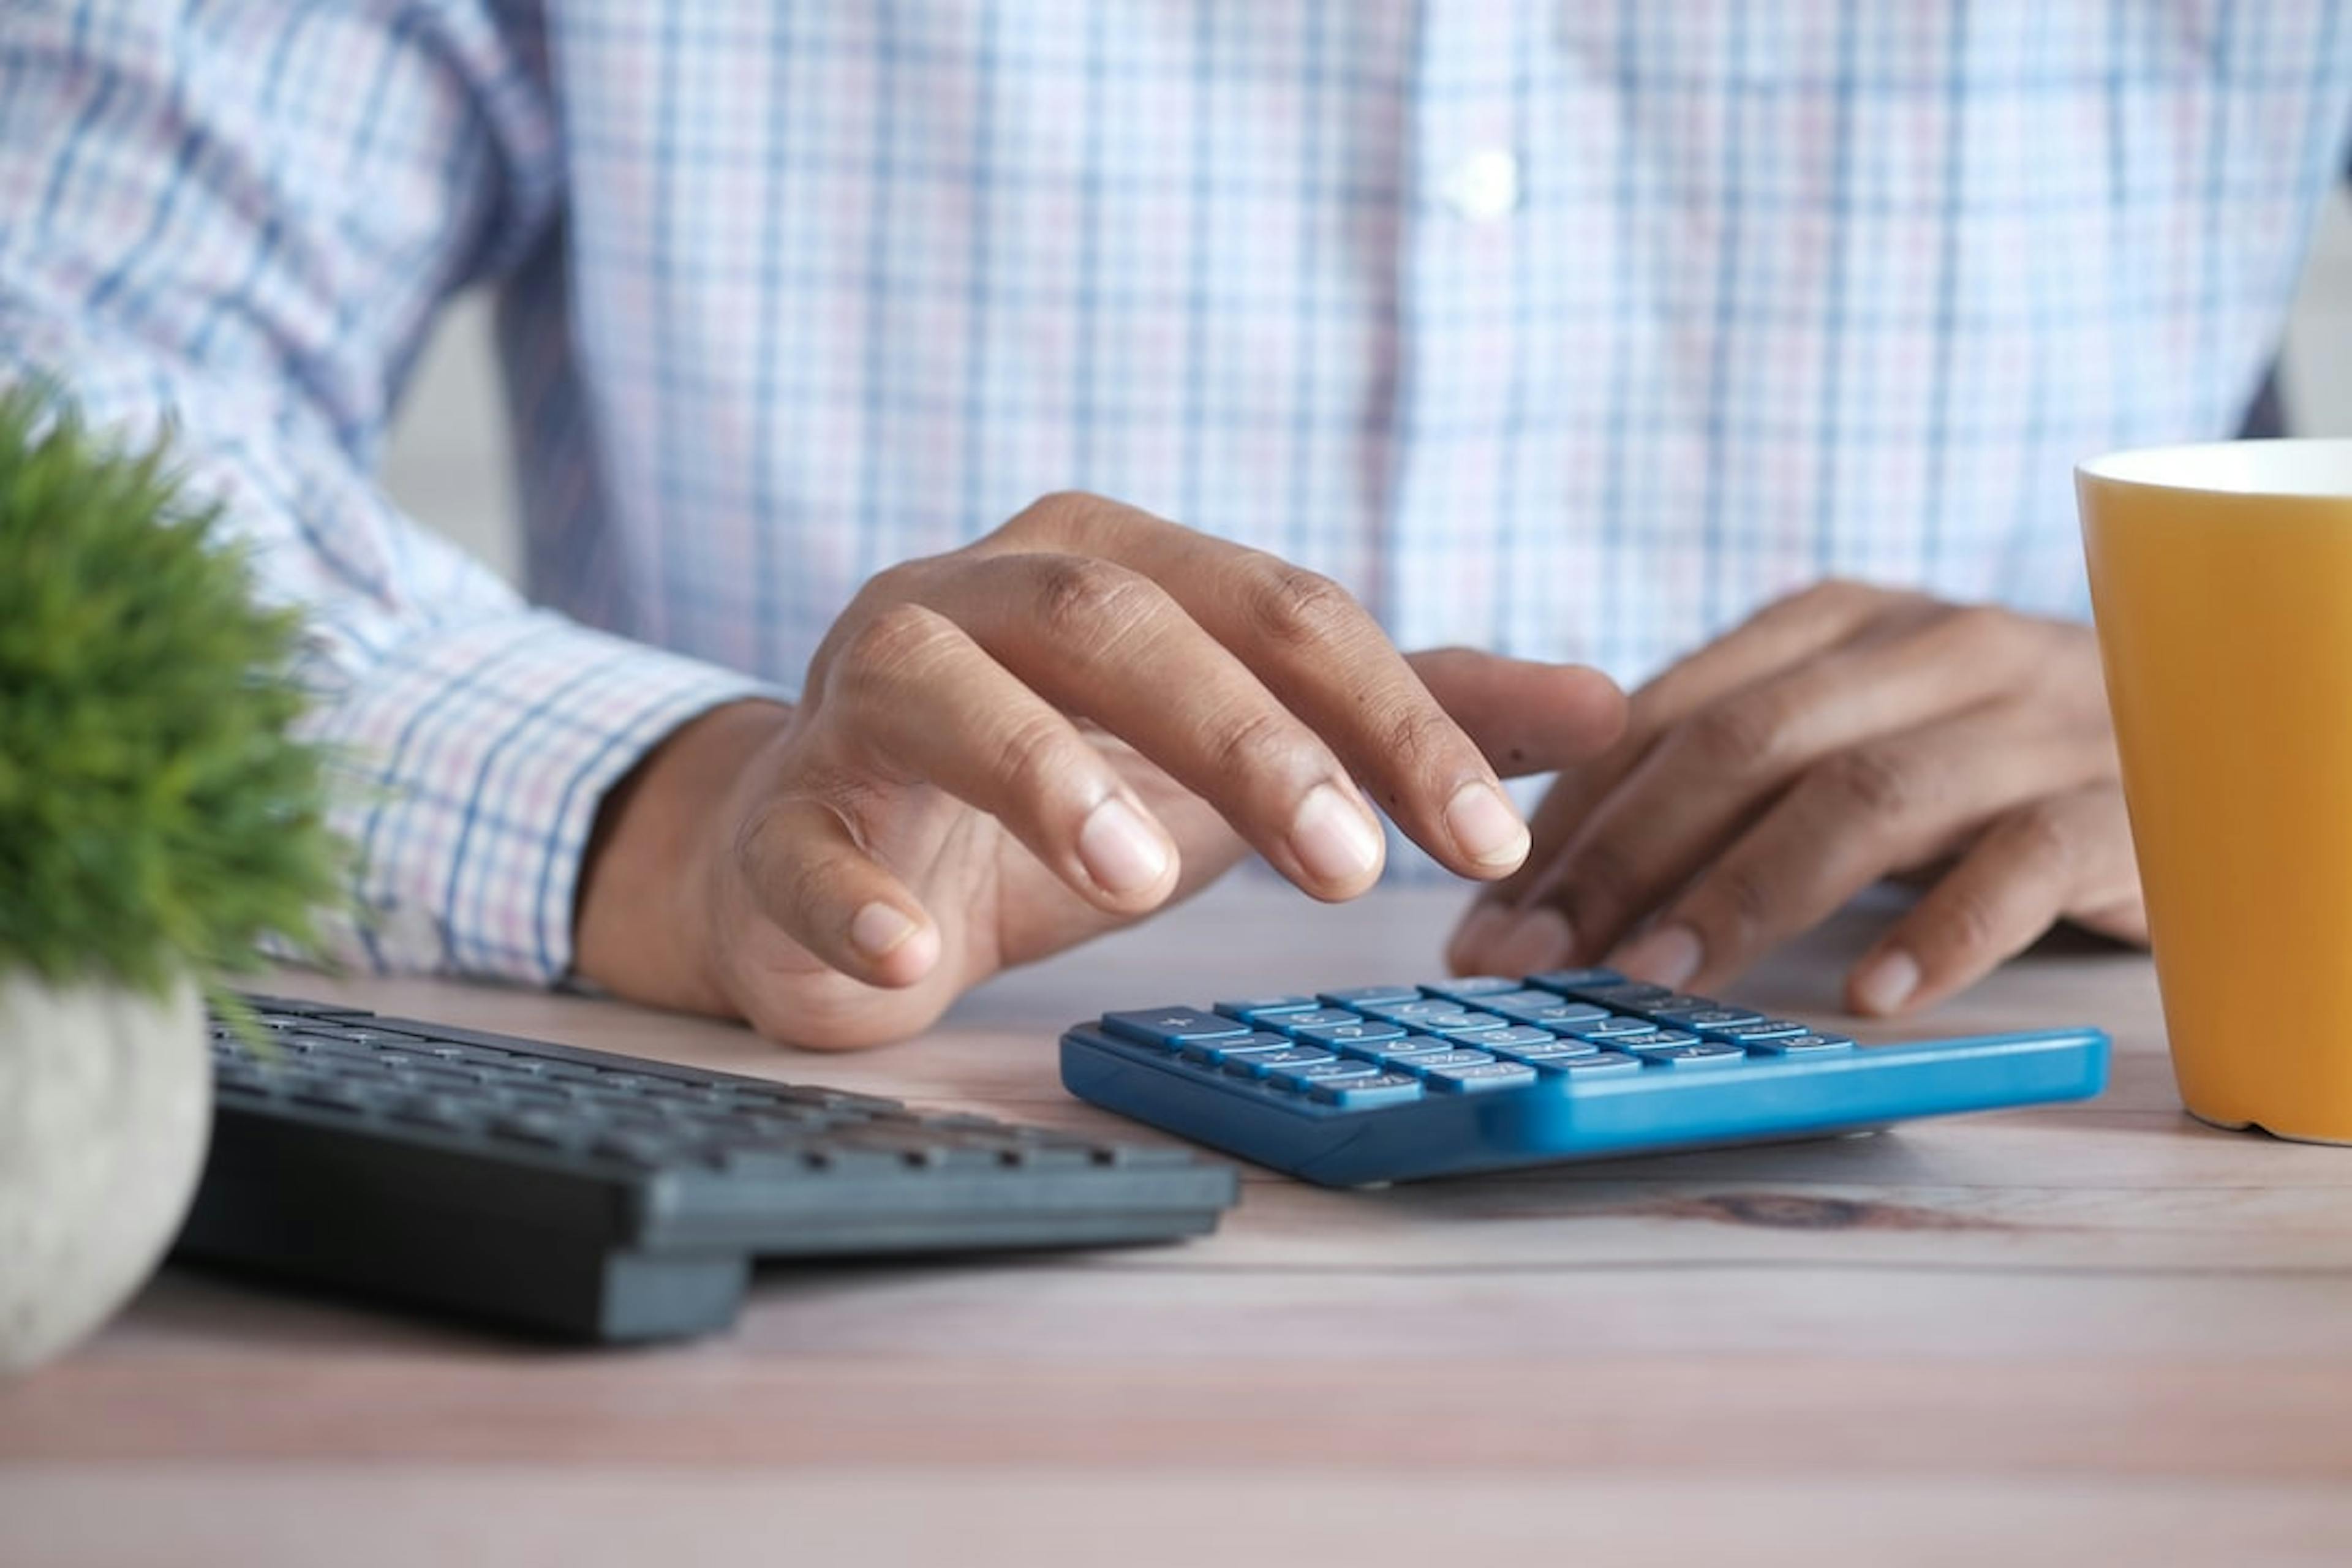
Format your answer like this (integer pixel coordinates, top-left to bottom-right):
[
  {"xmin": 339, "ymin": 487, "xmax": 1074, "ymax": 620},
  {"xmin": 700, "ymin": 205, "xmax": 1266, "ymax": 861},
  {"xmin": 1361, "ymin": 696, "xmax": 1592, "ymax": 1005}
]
[{"xmin": 178, "ymin": 995, "xmax": 1238, "ymax": 1341}]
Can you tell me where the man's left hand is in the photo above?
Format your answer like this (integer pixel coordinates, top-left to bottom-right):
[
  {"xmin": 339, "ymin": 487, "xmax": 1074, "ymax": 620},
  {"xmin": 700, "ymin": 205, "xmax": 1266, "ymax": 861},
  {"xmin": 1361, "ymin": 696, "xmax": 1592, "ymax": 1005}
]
[{"xmin": 1446, "ymin": 581, "xmax": 2147, "ymax": 1015}]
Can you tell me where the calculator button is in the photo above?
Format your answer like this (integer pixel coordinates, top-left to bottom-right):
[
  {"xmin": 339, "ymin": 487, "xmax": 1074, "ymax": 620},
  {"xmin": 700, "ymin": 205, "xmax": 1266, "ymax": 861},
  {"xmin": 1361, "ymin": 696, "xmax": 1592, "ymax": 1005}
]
[
  {"xmin": 1739, "ymin": 1032, "xmax": 1855, "ymax": 1055},
  {"xmin": 1317, "ymin": 984, "xmax": 1423, "ymax": 1007},
  {"xmin": 1223, "ymin": 1047, "xmax": 1340, "ymax": 1079},
  {"xmin": 1415, "ymin": 976, "xmax": 1524, "ymax": 1001},
  {"xmin": 1390, "ymin": 1049, "xmax": 1498, "ymax": 1074},
  {"xmin": 1524, "ymin": 967, "xmax": 1627, "ymax": 995},
  {"xmin": 1561, "ymin": 1016, "xmax": 1672, "ymax": 1041},
  {"xmin": 1265, "ymin": 1059, "xmax": 1381, "ymax": 1091},
  {"xmin": 1102, "ymin": 1008, "xmax": 1251, "ymax": 1048},
  {"xmin": 1423, "ymin": 1061, "xmax": 1540, "ymax": 1094},
  {"xmin": 1268, "ymin": 1009, "xmax": 1366, "ymax": 1033},
  {"xmin": 1550, "ymin": 1051, "xmax": 1644, "ymax": 1076},
  {"xmin": 1178, "ymin": 1033, "xmax": 1295, "ymax": 1066},
  {"xmin": 1476, "ymin": 993, "xmax": 1611, "ymax": 1027},
  {"xmin": 1703, "ymin": 1019, "xmax": 1811, "ymax": 1044},
  {"xmin": 1408, "ymin": 1010, "xmax": 1510, "ymax": 1036},
  {"xmin": 1213, "ymin": 996, "xmax": 1321, "ymax": 1022},
  {"xmin": 1289, "ymin": 1019, "xmax": 1409, "ymax": 1047},
  {"xmin": 1627, "ymin": 993, "xmax": 1720, "ymax": 1019},
  {"xmin": 1358, "ymin": 998, "xmax": 1464, "ymax": 1025},
  {"xmin": 1574, "ymin": 981, "xmax": 1680, "ymax": 1009},
  {"xmin": 1629, "ymin": 1042, "xmax": 1749, "ymax": 1068},
  {"xmin": 1658, "ymin": 1006, "xmax": 1768, "ymax": 1030},
  {"xmin": 1310, "ymin": 1073, "xmax": 1426, "ymax": 1109},
  {"xmin": 1451, "ymin": 1025, "xmax": 1584, "ymax": 1054},
  {"xmin": 1346, "ymin": 1035, "xmax": 1455, "ymax": 1063},
  {"xmin": 1605, "ymin": 1028, "xmax": 1702, "ymax": 1051}
]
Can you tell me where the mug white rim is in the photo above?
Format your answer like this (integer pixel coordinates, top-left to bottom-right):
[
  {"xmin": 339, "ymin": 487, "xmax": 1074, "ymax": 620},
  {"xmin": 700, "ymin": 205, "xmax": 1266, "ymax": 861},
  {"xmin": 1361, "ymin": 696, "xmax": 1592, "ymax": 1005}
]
[{"xmin": 2078, "ymin": 438, "xmax": 2352, "ymax": 499}]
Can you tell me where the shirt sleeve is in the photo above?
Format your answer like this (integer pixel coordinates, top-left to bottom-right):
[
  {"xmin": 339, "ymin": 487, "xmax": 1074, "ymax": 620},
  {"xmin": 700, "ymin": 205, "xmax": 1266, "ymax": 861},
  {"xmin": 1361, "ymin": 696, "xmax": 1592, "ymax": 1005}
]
[{"xmin": 0, "ymin": 0, "xmax": 779, "ymax": 982}]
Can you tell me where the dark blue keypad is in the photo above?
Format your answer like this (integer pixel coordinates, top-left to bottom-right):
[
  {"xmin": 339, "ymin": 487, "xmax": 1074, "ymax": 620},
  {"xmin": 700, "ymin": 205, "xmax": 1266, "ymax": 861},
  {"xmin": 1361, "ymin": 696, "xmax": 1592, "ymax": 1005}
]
[
  {"xmin": 1318, "ymin": 984, "xmax": 1423, "ymax": 1008},
  {"xmin": 1213, "ymin": 996, "xmax": 1321, "ymax": 1023},
  {"xmin": 1104, "ymin": 1009, "xmax": 1251, "ymax": 1048}
]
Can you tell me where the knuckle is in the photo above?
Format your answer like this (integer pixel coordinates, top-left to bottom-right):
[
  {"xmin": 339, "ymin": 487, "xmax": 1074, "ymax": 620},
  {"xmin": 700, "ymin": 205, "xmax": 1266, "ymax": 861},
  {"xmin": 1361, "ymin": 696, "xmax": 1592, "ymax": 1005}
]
[
  {"xmin": 1936, "ymin": 884, "xmax": 2010, "ymax": 960},
  {"xmin": 998, "ymin": 490, "xmax": 1095, "ymax": 545},
  {"xmin": 1027, "ymin": 554, "xmax": 1150, "ymax": 644},
  {"xmin": 831, "ymin": 603, "xmax": 954, "ymax": 699},
  {"xmin": 1374, "ymin": 702, "xmax": 1466, "ymax": 788},
  {"xmin": 2002, "ymin": 799, "xmax": 2076, "ymax": 875},
  {"xmin": 987, "ymin": 711, "xmax": 1085, "ymax": 805},
  {"xmin": 1816, "ymin": 745, "xmax": 1919, "ymax": 820},
  {"xmin": 1700, "ymin": 859, "xmax": 1778, "ymax": 940},
  {"xmin": 1245, "ymin": 561, "xmax": 1360, "ymax": 651},
  {"xmin": 1676, "ymin": 700, "xmax": 1785, "ymax": 777},
  {"xmin": 1200, "ymin": 702, "xmax": 1306, "ymax": 788}
]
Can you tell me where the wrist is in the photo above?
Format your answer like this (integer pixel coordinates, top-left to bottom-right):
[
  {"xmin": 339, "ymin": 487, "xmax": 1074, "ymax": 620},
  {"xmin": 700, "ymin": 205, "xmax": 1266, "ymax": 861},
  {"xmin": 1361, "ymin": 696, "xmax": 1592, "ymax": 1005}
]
[{"xmin": 573, "ymin": 698, "xmax": 796, "ymax": 1013}]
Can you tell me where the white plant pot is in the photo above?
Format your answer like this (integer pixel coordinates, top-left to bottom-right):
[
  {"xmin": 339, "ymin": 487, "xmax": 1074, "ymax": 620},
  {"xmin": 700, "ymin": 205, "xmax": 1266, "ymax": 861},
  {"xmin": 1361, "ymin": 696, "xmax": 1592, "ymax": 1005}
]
[{"xmin": 0, "ymin": 971, "xmax": 209, "ymax": 1374}]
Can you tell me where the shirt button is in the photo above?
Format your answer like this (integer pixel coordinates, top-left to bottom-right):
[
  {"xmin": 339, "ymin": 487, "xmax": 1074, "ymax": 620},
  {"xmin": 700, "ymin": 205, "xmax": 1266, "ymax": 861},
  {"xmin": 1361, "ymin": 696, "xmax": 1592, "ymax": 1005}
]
[{"xmin": 1439, "ymin": 148, "xmax": 1521, "ymax": 221}]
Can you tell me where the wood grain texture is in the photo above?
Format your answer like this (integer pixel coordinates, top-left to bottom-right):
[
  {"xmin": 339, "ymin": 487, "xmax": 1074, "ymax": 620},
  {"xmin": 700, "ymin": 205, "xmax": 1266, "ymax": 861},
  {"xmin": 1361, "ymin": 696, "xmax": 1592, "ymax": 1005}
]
[{"xmin": 6, "ymin": 881, "xmax": 2350, "ymax": 1565}]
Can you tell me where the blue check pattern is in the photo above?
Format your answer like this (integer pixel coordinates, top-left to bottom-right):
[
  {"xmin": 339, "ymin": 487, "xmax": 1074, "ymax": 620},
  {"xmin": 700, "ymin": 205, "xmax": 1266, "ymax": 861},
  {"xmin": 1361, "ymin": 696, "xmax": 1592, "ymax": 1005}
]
[{"xmin": 4, "ymin": 1, "xmax": 2349, "ymax": 982}]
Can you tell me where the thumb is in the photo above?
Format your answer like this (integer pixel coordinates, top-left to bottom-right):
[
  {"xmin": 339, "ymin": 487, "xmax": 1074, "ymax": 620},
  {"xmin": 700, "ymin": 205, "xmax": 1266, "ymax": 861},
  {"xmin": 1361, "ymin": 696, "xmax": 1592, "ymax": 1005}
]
[{"xmin": 1406, "ymin": 647, "xmax": 1627, "ymax": 779}]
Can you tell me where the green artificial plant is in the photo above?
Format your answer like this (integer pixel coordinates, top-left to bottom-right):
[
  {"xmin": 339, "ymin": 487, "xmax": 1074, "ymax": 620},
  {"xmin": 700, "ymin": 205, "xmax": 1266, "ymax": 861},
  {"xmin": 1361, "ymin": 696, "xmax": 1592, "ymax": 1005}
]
[{"xmin": 0, "ymin": 384, "xmax": 343, "ymax": 996}]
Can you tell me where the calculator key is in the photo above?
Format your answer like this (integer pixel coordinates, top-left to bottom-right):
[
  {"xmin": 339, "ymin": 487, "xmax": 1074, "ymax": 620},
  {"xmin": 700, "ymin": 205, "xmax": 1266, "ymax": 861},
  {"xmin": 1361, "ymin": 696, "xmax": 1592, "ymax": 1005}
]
[
  {"xmin": 1657, "ymin": 1006, "xmax": 1768, "ymax": 1030},
  {"xmin": 1605, "ymin": 1028, "xmax": 1702, "ymax": 1051},
  {"xmin": 1358, "ymin": 998, "xmax": 1466, "ymax": 1025},
  {"xmin": 1550, "ymin": 1050, "xmax": 1644, "ymax": 1076},
  {"xmin": 1625, "ymin": 993, "xmax": 1720, "ymax": 1019},
  {"xmin": 1574, "ymin": 981, "xmax": 1681, "ymax": 1009},
  {"xmin": 1317, "ymin": 984, "xmax": 1423, "ymax": 1007},
  {"xmin": 1343, "ymin": 1035, "xmax": 1455, "ymax": 1063},
  {"xmin": 1102, "ymin": 1008, "xmax": 1250, "ymax": 1048},
  {"xmin": 1559, "ymin": 1015, "xmax": 1669, "ymax": 1041},
  {"xmin": 1264, "ymin": 1059, "xmax": 1382, "ymax": 1091},
  {"xmin": 1407, "ymin": 1010, "xmax": 1510, "ymax": 1036},
  {"xmin": 1289, "ymin": 1019, "xmax": 1409, "ymax": 1047},
  {"xmin": 1309, "ymin": 1073, "xmax": 1426, "ymax": 1109},
  {"xmin": 1424, "ymin": 1060, "xmax": 1540, "ymax": 1094},
  {"xmin": 1415, "ymin": 976, "xmax": 1525, "ymax": 1002},
  {"xmin": 1224, "ymin": 1047, "xmax": 1341, "ymax": 1079},
  {"xmin": 1475, "ymin": 993, "xmax": 1611, "ymax": 1027},
  {"xmin": 1267, "ymin": 1009, "xmax": 1367, "ymax": 1033},
  {"xmin": 1390, "ymin": 1049, "xmax": 1498, "ymax": 1074},
  {"xmin": 1178, "ymin": 1033, "xmax": 1295, "ymax": 1066},
  {"xmin": 1524, "ymin": 967, "xmax": 1627, "ymax": 995},
  {"xmin": 1451, "ymin": 1025, "xmax": 1583, "ymax": 1054},
  {"xmin": 1213, "ymin": 996, "xmax": 1322, "ymax": 1022},
  {"xmin": 1629, "ymin": 1042, "xmax": 1749, "ymax": 1068},
  {"xmin": 1702, "ymin": 1019, "xmax": 1811, "ymax": 1044},
  {"xmin": 1739, "ymin": 1032, "xmax": 1856, "ymax": 1055}
]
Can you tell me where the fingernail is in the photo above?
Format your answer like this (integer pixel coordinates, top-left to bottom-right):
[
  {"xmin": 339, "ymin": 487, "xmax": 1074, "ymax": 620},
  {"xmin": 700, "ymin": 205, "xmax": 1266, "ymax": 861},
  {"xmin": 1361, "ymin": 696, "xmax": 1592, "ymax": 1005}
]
[
  {"xmin": 1489, "ymin": 907, "xmax": 1575, "ymax": 975},
  {"xmin": 1852, "ymin": 949, "xmax": 1920, "ymax": 1015},
  {"xmin": 849, "ymin": 901, "xmax": 919, "ymax": 959},
  {"xmin": 1289, "ymin": 783, "xmax": 1384, "ymax": 886},
  {"xmin": 1077, "ymin": 795, "xmax": 1171, "ymax": 895},
  {"xmin": 1447, "ymin": 902, "xmax": 1514, "ymax": 970},
  {"xmin": 1445, "ymin": 780, "xmax": 1529, "ymax": 871},
  {"xmin": 1611, "ymin": 923, "xmax": 1703, "ymax": 989}
]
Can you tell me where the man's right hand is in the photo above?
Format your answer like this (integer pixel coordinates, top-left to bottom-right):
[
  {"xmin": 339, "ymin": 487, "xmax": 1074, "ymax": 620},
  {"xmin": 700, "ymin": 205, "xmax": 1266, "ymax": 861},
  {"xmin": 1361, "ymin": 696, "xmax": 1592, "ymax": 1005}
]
[{"xmin": 574, "ymin": 493, "xmax": 1626, "ymax": 1050}]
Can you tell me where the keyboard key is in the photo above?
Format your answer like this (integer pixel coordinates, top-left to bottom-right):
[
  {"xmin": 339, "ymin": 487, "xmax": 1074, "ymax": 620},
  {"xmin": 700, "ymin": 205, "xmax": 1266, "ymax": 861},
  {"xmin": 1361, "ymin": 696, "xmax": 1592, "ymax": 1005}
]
[
  {"xmin": 1423, "ymin": 1060, "xmax": 1540, "ymax": 1094},
  {"xmin": 1572, "ymin": 981, "xmax": 1680, "ymax": 1009},
  {"xmin": 1415, "ymin": 976, "xmax": 1525, "ymax": 1002},
  {"xmin": 1102, "ymin": 1008, "xmax": 1251, "ymax": 1048},
  {"xmin": 1739, "ymin": 1031, "xmax": 1856, "ymax": 1055},
  {"xmin": 1629, "ymin": 1042, "xmax": 1749, "ymax": 1068},
  {"xmin": 1317, "ymin": 984, "xmax": 1423, "ymax": 1007},
  {"xmin": 1177, "ymin": 1032, "xmax": 1294, "ymax": 1066},
  {"xmin": 1288, "ymin": 1019, "xmax": 1409, "ymax": 1047},
  {"xmin": 1450, "ymin": 1025, "xmax": 1580, "ymax": 1054},
  {"xmin": 1223, "ymin": 1047, "xmax": 1340, "ymax": 1079},
  {"xmin": 1358, "ymin": 998, "xmax": 1468, "ymax": 1025},
  {"xmin": 1339, "ymin": 1035, "xmax": 1455, "ymax": 1063},
  {"xmin": 1213, "ymin": 995, "xmax": 1322, "ymax": 1022},
  {"xmin": 1309, "ymin": 1073, "xmax": 1426, "ymax": 1109}
]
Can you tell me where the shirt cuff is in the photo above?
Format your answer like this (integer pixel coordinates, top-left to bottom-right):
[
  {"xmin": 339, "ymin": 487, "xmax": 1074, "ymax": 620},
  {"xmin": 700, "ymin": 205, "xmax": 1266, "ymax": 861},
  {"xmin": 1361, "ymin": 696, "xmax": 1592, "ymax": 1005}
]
[{"xmin": 302, "ymin": 610, "xmax": 783, "ymax": 984}]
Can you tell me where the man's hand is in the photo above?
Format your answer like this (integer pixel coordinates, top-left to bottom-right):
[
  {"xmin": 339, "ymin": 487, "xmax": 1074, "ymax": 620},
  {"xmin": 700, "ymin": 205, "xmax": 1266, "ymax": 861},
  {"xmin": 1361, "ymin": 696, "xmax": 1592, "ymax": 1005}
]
[
  {"xmin": 575, "ymin": 493, "xmax": 1626, "ymax": 1049},
  {"xmin": 1447, "ymin": 581, "xmax": 2146, "ymax": 1016}
]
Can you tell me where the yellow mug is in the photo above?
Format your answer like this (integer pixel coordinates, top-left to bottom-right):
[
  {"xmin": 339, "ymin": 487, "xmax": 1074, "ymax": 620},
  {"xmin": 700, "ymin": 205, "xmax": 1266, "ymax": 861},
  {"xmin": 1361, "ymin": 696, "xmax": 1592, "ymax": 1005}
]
[{"xmin": 2079, "ymin": 439, "xmax": 2352, "ymax": 1144}]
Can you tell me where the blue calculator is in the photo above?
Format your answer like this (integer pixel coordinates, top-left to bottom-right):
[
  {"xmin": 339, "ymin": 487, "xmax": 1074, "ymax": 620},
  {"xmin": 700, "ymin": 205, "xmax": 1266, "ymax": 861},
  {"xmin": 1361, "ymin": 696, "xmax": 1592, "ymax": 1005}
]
[{"xmin": 1060, "ymin": 968, "xmax": 2109, "ymax": 1186}]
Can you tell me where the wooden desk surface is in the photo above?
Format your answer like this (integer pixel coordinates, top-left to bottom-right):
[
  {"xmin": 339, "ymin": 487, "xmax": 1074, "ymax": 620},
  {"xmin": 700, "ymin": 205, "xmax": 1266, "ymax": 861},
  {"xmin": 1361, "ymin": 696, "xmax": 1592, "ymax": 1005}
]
[{"xmin": 6, "ymin": 883, "xmax": 2352, "ymax": 1566}]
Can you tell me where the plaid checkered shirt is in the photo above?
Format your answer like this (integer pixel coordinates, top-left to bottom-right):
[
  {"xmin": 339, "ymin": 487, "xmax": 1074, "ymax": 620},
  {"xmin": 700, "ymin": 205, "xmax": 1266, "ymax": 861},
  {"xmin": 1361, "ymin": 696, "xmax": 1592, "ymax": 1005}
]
[{"xmin": 4, "ymin": 0, "xmax": 2348, "ymax": 980}]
